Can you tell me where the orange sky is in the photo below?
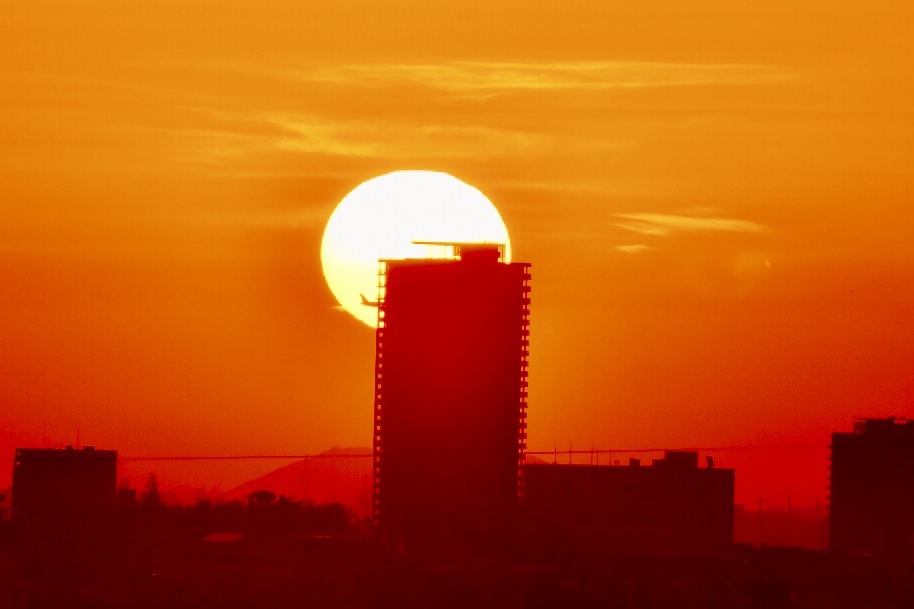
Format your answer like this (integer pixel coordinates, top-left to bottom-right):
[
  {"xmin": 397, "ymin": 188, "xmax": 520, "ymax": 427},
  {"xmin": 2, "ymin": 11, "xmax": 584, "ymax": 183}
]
[{"xmin": 2, "ymin": 1, "xmax": 913, "ymax": 505}]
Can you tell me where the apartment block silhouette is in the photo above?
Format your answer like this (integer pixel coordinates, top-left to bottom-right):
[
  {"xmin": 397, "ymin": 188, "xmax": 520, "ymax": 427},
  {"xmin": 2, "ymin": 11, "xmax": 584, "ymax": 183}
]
[
  {"xmin": 371, "ymin": 243, "xmax": 531, "ymax": 554},
  {"xmin": 830, "ymin": 417, "xmax": 914, "ymax": 558}
]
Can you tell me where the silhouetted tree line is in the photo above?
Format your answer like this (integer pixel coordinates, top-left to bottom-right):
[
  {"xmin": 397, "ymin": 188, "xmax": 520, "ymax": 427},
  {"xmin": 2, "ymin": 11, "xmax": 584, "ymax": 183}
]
[{"xmin": 120, "ymin": 480, "xmax": 352, "ymax": 538}]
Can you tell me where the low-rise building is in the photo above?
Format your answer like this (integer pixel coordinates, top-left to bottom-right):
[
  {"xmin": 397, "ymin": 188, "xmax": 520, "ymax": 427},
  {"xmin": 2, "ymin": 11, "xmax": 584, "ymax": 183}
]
[{"xmin": 523, "ymin": 451, "xmax": 734, "ymax": 557}]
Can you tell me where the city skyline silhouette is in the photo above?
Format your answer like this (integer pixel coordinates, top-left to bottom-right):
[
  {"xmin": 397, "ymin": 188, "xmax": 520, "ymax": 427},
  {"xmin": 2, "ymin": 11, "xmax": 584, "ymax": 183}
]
[
  {"xmin": 3, "ymin": 0, "xmax": 914, "ymax": 606},
  {"xmin": 4, "ymin": 3, "xmax": 914, "ymax": 510}
]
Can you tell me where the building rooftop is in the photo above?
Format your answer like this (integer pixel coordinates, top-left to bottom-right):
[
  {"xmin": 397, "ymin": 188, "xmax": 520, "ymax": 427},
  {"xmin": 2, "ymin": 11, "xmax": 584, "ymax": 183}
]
[
  {"xmin": 829, "ymin": 417, "xmax": 914, "ymax": 442},
  {"xmin": 379, "ymin": 241, "xmax": 507, "ymax": 264}
]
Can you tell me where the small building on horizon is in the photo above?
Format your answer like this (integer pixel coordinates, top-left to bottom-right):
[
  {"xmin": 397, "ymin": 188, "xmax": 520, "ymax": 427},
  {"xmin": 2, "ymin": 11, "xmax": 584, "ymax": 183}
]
[
  {"xmin": 522, "ymin": 451, "xmax": 734, "ymax": 558},
  {"xmin": 12, "ymin": 445, "xmax": 117, "ymax": 534},
  {"xmin": 829, "ymin": 417, "xmax": 914, "ymax": 559}
]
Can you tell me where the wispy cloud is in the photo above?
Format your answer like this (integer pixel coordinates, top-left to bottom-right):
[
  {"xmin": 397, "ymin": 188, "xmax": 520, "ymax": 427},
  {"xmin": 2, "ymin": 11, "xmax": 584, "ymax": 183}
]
[
  {"xmin": 296, "ymin": 61, "xmax": 790, "ymax": 94},
  {"xmin": 159, "ymin": 113, "xmax": 547, "ymax": 168},
  {"xmin": 613, "ymin": 213, "xmax": 767, "ymax": 236},
  {"xmin": 616, "ymin": 244, "xmax": 656, "ymax": 254},
  {"xmin": 265, "ymin": 114, "xmax": 546, "ymax": 159}
]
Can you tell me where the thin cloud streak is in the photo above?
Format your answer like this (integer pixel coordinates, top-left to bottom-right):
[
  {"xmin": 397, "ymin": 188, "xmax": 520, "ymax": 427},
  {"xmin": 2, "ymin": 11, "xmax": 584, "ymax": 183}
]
[
  {"xmin": 616, "ymin": 244, "xmax": 655, "ymax": 254},
  {"xmin": 614, "ymin": 213, "xmax": 767, "ymax": 236},
  {"xmin": 145, "ymin": 114, "xmax": 547, "ymax": 168},
  {"xmin": 266, "ymin": 114, "xmax": 547, "ymax": 159},
  {"xmin": 295, "ymin": 60, "xmax": 792, "ymax": 94}
]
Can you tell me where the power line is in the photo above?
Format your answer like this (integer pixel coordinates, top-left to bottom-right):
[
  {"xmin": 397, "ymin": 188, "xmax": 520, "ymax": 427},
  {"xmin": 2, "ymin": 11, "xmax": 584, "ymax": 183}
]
[
  {"xmin": 528, "ymin": 445, "xmax": 826, "ymax": 455},
  {"xmin": 119, "ymin": 454, "xmax": 371, "ymax": 462},
  {"xmin": 0, "ymin": 445, "xmax": 828, "ymax": 464},
  {"xmin": 116, "ymin": 445, "xmax": 826, "ymax": 462}
]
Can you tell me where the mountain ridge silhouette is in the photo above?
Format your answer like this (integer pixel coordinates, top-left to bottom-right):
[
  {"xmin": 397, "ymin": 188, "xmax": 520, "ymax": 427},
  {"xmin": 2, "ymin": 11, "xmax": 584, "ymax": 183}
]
[{"xmin": 225, "ymin": 446, "xmax": 372, "ymax": 516}]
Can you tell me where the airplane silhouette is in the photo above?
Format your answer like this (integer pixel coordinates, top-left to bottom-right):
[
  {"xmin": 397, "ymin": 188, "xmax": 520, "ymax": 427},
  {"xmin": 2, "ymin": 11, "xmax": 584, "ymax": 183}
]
[{"xmin": 360, "ymin": 293, "xmax": 380, "ymax": 307}]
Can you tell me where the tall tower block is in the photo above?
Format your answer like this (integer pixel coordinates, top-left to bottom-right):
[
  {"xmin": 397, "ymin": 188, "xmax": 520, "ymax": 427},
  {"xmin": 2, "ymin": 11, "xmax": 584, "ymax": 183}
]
[{"xmin": 372, "ymin": 243, "xmax": 531, "ymax": 553}]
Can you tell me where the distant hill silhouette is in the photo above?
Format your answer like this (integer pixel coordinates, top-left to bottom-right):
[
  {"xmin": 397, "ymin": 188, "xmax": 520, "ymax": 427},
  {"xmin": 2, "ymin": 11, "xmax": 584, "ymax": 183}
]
[
  {"xmin": 224, "ymin": 451, "xmax": 552, "ymax": 517},
  {"xmin": 225, "ymin": 447, "xmax": 372, "ymax": 516}
]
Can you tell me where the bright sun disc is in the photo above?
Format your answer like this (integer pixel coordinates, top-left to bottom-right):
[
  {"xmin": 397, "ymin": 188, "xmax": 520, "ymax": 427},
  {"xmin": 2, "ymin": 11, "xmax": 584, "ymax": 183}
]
[{"xmin": 321, "ymin": 171, "xmax": 511, "ymax": 327}]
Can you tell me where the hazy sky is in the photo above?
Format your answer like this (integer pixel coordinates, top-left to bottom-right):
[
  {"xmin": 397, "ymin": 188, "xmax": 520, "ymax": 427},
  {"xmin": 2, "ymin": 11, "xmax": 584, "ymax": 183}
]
[{"xmin": 2, "ymin": 1, "xmax": 913, "ymax": 503}]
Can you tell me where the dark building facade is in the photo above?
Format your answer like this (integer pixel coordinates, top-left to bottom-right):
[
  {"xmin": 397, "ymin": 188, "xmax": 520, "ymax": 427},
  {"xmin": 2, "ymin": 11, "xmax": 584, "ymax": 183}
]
[
  {"xmin": 371, "ymin": 243, "xmax": 531, "ymax": 553},
  {"xmin": 830, "ymin": 417, "xmax": 914, "ymax": 558},
  {"xmin": 12, "ymin": 446, "xmax": 117, "ymax": 533},
  {"xmin": 523, "ymin": 451, "xmax": 734, "ymax": 557}
]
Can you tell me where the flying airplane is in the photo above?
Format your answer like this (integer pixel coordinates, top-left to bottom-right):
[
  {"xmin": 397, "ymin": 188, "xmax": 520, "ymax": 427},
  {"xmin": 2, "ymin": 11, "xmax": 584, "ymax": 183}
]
[{"xmin": 360, "ymin": 293, "xmax": 380, "ymax": 307}]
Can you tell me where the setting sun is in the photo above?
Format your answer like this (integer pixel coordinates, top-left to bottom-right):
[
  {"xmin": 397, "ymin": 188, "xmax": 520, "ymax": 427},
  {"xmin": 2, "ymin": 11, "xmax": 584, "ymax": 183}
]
[{"xmin": 320, "ymin": 171, "xmax": 511, "ymax": 327}]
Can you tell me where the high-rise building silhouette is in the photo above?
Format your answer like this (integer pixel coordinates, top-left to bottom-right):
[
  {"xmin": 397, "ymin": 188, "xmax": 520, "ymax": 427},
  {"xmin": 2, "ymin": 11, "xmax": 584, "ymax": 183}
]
[
  {"xmin": 830, "ymin": 417, "xmax": 914, "ymax": 558},
  {"xmin": 371, "ymin": 243, "xmax": 531, "ymax": 554},
  {"xmin": 12, "ymin": 445, "xmax": 117, "ymax": 535},
  {"xmin": 523, "ymin": 451, "xmax": 734, "ymax": 557}
]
